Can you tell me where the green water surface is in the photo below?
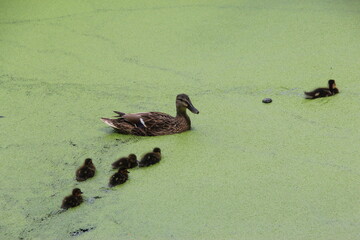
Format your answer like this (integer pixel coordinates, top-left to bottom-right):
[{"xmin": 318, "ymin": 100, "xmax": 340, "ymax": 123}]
[{"xmin": 1, "ymin": 0, "xmax": 360, "ymax": 239}]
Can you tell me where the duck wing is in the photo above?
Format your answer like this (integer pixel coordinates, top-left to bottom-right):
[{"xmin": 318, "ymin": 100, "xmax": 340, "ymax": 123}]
[
  {"xmin": 138, "ymin": 112, "xmax": 182, "ymax": 136},
  {"xmin": 101, "ymin": 111, "xmax": 185, "ymax": 136}
]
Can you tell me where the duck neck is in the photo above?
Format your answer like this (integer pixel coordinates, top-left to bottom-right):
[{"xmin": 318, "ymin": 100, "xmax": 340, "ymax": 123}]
[{"xmin": 176, "ymin": 108, "xmax": 191, "ymax": 127}]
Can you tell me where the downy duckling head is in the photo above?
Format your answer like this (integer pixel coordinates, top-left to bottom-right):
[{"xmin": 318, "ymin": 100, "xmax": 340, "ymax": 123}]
[
  {"xmin": 328, "ymin": 79, "xmax": 336, "ymax": 89},
  {"xmin": 72, "ymin": 188, "xmax": 83, "ymax": 196},
  {"xmin": 84, "ymin": 158, "xmax": 93, "ymax": 165},
  {"xmin": 153, "ymin": 147, "xmax": 161, "ymax": 153}
]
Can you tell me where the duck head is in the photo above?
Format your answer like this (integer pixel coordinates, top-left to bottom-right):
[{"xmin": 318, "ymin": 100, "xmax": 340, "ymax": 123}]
[
  {"xmin": 84, "ymin": 158, "xmax": 93, "ymax": 165},
  {"xmin": 128, "ymin": 153, "xmax": 137, "ymax": 162},
  {"xmin": 72, "ymin": 188, "xmax": 83, "ymax": 196},
  {"xmin": 328, "ymin": 79, "xmax": 336, "ymax": 90},
  {"xmin": 153, "ymin": 147, "xmax": 161, "ymax": 153},
  {"xmin": 176, "ymin": 94, "xmax": 199, "ymax": 114}
]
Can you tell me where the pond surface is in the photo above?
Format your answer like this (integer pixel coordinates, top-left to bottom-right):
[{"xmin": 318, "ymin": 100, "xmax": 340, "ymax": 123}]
[{"xmin": 1, "ymin": 0, "xmax": 360, "ymax": 239}]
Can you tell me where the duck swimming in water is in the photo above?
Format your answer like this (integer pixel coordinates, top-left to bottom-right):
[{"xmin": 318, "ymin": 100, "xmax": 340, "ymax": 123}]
[
  {"xmin": 112, "ymin": 154, "xmax": 138, "ymax": 169},
  {"xmin": 109, "ymin": 169, "xmax": 129, "ymax": 187},
  {"xmin": 101, "ymin": 94, "xmax": 199, "ymax": 136},
  {"xmin": 76, "ymin": 158, "xmax": 96, "ymax": 182},
  {"xmin": 304, "ymin": 79, "xmax": 339, "ymax": 99},
  {"xmin": 61, "ymin": 188, "xmax": 83, "ymax": 209},
  {"xmin": 139, "ymin": 148, "xmax": 161, "ymax": 167}
]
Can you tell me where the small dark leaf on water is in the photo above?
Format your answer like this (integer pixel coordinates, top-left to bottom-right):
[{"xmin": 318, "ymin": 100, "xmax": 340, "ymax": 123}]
[
  {"xmin": 262, "ymin": 98, "xmax": 272, "ymax": 103},
  {"xmin": 70, "ymin": 227, "xmax": 95, "ymax": 237}
]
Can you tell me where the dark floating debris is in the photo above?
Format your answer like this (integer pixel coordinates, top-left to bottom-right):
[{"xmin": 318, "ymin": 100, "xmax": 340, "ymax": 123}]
[
  {"xmin": 70, "ymin": 227, "xmax": 96, "ymax": 237},
  {"xmin": 0, "ymin": 116, "xmax": 4, "ymax": 118},
  {"xmin": 262, "ymin": 98, "xmax": 272, "ymax": 104},
  {"xmin": 39, "ymin": 210, "xmax": 64, "ymax": 222}
]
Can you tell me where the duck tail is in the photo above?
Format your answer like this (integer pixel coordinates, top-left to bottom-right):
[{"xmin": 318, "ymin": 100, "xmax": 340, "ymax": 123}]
[
  {"xmin": 303, "ymin": 91, "xmax": 314, "ymax": 99},
  {"xmin": 100, "ymin": 118, "xmax": 117, "ymax": 128},
  {"xmin": 113, "ymin": 111, "xmax": 125, "ymax": 117}
]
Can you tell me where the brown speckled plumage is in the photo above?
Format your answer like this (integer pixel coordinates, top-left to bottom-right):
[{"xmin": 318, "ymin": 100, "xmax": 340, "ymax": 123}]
[{"xmin": 101, "ymin": 94, "xmax": 199, "ymax": 136}]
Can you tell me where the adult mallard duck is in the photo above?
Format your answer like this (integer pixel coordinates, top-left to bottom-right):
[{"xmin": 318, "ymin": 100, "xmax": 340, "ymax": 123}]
[
  {"xmin": 304, "ymin": 79, "xmax": 339, "ymax": 99},
  {"xmin": 76, "ymin": 158, "xmax": 96, "ymax": 182},
  {"xmin": 101, "ymin": 94, "xmax": 199, "ymax": 136},
  {"xmin": 139, "ymin": 148, "xmax": 161, "ymax": 167},
  {"xmin": 61, "ymin": 188, "xmax": 83, "ymax": 209}
]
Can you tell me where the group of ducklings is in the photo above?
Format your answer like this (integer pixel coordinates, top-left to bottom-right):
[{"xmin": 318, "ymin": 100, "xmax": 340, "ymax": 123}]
[
  {"xmin": 61, "ymin": 148, "xmax": 161, "ymax": 209},
  {"xmin": 62, "ymin": 80, "xmax": 339, "ymax": 209}
]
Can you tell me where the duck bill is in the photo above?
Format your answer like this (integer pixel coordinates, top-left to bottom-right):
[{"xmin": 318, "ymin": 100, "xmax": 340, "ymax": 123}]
[{"xmin": 187, "ymin": 101, "xmax": 199, "ymax": 114}]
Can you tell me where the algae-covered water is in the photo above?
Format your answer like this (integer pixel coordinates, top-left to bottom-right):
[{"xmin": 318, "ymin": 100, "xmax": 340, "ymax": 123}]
[{"xmin": 1, "ymin": 0, "xmax": 360, "ymax": 239}]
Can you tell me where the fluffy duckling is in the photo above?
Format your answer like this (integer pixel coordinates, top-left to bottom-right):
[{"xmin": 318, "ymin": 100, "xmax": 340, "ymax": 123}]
[
  {"xmin": 61, "ymin": 188, "xmax": 83, "ymax": 209},
  {"xmin": 139, "ymin": 148, "xmax": 161, "ymax": 167},
  {"xmin": 304, "ymin": 79, "xmax": 339, "ymax": 99},
  {"xmin": 76, "ymin": 158, "xmax": 96, "ymax": 182},
  {"xmin": 111, "ymin": 154, "xmax": 138, "ymax": 169},
  {"xmin": 109, "ymin": 169, "xmax": 129, "ymax": 187}
]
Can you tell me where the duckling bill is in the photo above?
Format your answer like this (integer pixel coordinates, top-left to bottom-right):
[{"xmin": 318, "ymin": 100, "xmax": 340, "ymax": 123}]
[
  {"xmin": 139, "ymin": 148, "xmax": 161, "ymax": 167},
  {"xmin": 76, "ymin": 158, "xmax": 96, "ymax": 181},
  {"xmin": 109, "ymin": 169, "xmax": 129, "ymax": 187},
  {"xmin": 112, "ymin": 154, "xmax": 138, "ymax": 169},
  {"xmin": 304, "ymin": 79, "xmax": 339, "ymax": 99},
  {"xmin": 61, "ymin": 188, "xmax": 83, "ymax": 209}
]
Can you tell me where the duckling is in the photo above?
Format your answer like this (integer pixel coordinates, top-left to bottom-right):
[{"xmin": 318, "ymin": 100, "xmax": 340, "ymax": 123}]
[
  {"xmin": 111, "ymin": 154, "xmax": 138, "ymax": 169},
  {"xmin": 138, "ymin": 148, "xmax": 161, "ymax": 167},
  {"xmin": 76, "ymin": 158, "xmax": 96, "ymax": 182},
  {"xmin": 61, "ymin": 188, "xmax": 83, "ymax": 209},
  {"xmin": 109, "ymin": 169, "xmax": 129, "ymax": 187},
  {"xmin": 304, "ymin": 79, "xmax": 339, "ymax": 99}
]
